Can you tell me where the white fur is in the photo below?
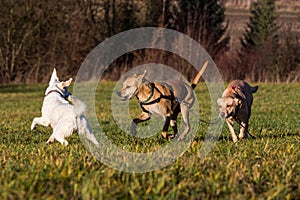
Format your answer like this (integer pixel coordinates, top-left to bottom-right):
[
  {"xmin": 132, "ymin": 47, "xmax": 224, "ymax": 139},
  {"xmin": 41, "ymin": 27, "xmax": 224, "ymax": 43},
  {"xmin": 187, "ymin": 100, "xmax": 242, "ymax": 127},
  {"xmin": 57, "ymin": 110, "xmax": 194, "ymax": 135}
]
[{"xmin": 31, "ymin": 68, "xmax": 99, "ymax": 146}]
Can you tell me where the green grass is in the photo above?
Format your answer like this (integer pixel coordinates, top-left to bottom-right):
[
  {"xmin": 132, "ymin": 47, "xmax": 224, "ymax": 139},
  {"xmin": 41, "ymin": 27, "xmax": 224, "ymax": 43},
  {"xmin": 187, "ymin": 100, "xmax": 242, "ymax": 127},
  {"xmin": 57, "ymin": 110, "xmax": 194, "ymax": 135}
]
[{"xmin": 0, "ymin": 83, "xmax": 300, "ymax": 199}]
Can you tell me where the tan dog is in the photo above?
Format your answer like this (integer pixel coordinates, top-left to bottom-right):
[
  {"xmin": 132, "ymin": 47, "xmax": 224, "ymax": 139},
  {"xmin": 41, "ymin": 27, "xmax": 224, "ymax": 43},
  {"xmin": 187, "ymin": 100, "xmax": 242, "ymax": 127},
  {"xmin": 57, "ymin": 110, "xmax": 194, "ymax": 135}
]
[
  {"xmin": 117, "ymin": 61, "xmax": 208, "ymax": 140},
  {"xmin": 217, "ymin": 80, "xmax": 258, "ymax": 142}
]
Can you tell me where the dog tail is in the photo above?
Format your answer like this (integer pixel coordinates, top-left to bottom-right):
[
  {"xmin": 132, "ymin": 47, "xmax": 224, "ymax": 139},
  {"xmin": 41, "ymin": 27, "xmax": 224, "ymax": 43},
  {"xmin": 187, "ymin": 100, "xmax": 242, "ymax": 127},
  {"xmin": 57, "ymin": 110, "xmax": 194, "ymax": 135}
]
[
  {"xmin": 191, "ymin": 61, "xmax": 208, "ymax": 89},
  {"xmin": 68, "ymin": 95, "xmax": 99, "ymax": 145},
  {"xmin": 251, "ymin": 85, "xmax": 259, "ymax": 93}
]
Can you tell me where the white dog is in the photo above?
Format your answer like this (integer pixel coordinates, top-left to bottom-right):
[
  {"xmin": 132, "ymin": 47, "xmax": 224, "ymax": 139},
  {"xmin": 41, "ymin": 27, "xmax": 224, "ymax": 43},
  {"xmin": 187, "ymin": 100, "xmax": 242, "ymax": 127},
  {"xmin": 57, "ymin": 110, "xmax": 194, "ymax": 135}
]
[{"xmin": 31, "ymin": 68, "xmax": 99, "ymax": 146}]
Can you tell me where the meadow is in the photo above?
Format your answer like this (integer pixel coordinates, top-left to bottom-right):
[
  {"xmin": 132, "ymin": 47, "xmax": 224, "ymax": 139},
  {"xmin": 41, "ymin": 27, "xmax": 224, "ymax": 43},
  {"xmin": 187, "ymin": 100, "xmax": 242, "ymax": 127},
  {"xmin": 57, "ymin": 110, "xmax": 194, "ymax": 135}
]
[{"xmin": 0, "ymin": 82, "xmax": 299, "ymax": 199}]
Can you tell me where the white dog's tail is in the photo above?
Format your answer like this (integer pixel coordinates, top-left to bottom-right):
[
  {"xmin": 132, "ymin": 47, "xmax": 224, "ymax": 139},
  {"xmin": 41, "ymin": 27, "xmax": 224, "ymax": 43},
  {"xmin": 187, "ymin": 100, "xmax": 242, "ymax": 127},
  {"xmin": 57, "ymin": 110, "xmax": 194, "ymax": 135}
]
[{"xmin": 68, "ymin": 96, "xmax": 99, "ymax": 145}]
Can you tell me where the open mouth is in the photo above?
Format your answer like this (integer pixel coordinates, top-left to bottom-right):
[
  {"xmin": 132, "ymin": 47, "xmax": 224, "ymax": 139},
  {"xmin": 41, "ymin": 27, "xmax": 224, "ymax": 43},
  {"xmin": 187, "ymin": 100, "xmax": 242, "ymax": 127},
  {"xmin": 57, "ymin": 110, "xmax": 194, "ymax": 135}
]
[
  {"xmin": 117, "ymin": 91, "xmax": 129, "ymax": 101},
  {"xmin": 120, "ymin": 97, "xmax": 127, "ymax": 101},
  {"xmin": 120, "ymin": 95, "xmax": 130, "ymax": 101}
]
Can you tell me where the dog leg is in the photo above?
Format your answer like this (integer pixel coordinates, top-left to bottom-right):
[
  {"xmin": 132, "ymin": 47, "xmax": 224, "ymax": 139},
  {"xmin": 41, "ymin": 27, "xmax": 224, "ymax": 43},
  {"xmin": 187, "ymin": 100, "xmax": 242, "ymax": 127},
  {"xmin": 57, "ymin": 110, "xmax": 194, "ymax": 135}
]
[
  {"xmin": 46, "ymin": 132, "xmax": 64, "ymax": 145},
  {"xmin": 51, "ymin": 123, "xmax": 72, "ymax": 146},
  {"xmin": 131, "ymin": 112, "xmax": 150, "ymax": 136},
  {"xmin": 31, "ymin": 117, "xmax": 50, "ymax": 130},
  {"xmin": 162, "ymin": 116, "xmax": 171, "ymax": 139},
  {"xmin": 55, "ymin": 137, "xmax": 69, "ymax": 146},
  {"xmin": 239, "ymin": 121, "xmax": 248, "ymax": 139},
  {"xmin": 226, "ymin": 119, "xmax": 238, "ymax": 142},
  {"xmin": 178, "ymin": 105, "xmax": 190, "ymax": 140},
  {"xmin": 168, "ymin": 106, "xmax": 180, "ymax": 139},
  {"xmin": 53, "ymin": 133, "xmax": 69, "ymax": 146},
  {"xmin": 168, "ymin": 120, "xmax": 178, "ymax": 139},
  {"xmin": 46, "ymin": 134, "xmax": 55, "ymax": 144}
]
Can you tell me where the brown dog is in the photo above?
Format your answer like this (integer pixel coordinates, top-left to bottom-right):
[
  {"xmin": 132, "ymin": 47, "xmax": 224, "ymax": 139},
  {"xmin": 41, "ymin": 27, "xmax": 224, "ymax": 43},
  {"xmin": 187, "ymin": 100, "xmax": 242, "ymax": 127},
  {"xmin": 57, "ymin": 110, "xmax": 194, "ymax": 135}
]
[
  {"xmin": 217, "ymin": 80, "xmax": 258, "ymax": 142},
  {"xmin": 117, "ymin": 61, "xmax": 208, "ymax": 140}
]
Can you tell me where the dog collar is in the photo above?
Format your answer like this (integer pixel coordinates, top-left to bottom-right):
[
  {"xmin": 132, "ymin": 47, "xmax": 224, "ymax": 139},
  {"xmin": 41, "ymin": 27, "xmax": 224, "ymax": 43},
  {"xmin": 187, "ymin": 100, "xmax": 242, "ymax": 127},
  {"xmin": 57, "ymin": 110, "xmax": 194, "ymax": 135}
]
[
  {"xmin": 46, "ymin": 90, "xmax": 65, "ymax": 98},
  {"xmin": 46, "ymin": 86, "xmax": 69, "ymax": 99}
]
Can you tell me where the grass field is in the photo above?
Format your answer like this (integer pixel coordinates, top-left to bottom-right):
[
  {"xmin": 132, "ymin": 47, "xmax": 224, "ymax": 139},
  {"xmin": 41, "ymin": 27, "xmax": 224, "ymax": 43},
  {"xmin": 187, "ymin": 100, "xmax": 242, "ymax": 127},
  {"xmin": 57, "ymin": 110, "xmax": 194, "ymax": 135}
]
[{"xmin": 0, "ymin": 82, "xmax": 300, "ymax": 199}]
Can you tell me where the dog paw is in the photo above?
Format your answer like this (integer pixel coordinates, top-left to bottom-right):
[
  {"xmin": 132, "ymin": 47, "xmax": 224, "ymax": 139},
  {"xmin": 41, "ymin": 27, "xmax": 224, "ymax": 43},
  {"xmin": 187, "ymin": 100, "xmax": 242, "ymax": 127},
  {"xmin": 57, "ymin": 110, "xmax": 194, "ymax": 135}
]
[
  {"xmin": 161, "ymin": 132, "xmax": 168, "ymax": 139},
  {"xmin": 46, "ymin": 137, "xmax": 54, "ymax": 144},
  {"xmin": 131, "ymin": 130, "xmax": 137, "ymax": 137},
  {"xmin": 178, "ymin": 135, "xmax": 185, "ymax": 141},
  {"xmin": 239, "ymin": 133, "xmax": 248, "ymax": 140},
  {"xmin": 130, "ymin": 125, "xmax": 137, "ymax": 137},
  {"xmin": 56, "ymin": 139, "xmax": 68, "ymax": 146},
  {"xmin": 166, "ymin": 133, "xmax": 176, "ymax": 140},
  {"xmin": 30, "ymin": 123, "xmax": 36, "ymax": 131},
  {"xmin": 232, "ymin": 137, "xmax": 238, "ymax": 143}
]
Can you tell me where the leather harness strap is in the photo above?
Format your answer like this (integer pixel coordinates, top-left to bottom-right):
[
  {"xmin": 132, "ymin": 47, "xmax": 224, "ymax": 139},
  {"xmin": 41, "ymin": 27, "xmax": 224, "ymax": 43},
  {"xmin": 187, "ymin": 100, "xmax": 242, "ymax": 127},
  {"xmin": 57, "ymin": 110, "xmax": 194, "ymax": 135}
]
[{"xmin": 137, "ymin": 82, "xmax": 175, "ymax": 114}]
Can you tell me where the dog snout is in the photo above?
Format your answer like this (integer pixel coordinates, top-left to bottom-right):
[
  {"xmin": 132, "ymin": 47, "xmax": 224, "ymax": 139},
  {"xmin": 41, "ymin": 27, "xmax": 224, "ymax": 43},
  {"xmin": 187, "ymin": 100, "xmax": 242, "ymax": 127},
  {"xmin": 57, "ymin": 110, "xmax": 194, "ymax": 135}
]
[
  {"xmin": 219, "ymin": 112, "xmax": 226, "ymax": 119},
  {"xmin": 117, "ymin": 90, "xmax": 128, "ymax": 101},
  {"xmin": 116, "ymin": 90, "xmax": 122, "ymax": 97}
]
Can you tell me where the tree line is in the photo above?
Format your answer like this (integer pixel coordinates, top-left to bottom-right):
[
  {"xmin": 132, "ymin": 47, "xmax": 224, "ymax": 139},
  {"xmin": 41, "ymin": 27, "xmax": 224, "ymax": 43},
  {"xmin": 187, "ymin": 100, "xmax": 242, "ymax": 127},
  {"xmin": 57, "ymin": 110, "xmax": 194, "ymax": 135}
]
[{"xmin": 0, "ymin": 0, "xmax": 299, "ymax": 83}]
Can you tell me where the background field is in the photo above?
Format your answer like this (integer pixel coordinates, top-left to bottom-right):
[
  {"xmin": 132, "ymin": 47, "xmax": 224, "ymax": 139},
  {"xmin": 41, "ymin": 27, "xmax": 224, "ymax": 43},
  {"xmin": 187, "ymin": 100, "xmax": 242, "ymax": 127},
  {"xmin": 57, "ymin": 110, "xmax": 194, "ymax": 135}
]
[{"xmin": 0, "ymin": 82, "xmax": 299, "ymax": 199}]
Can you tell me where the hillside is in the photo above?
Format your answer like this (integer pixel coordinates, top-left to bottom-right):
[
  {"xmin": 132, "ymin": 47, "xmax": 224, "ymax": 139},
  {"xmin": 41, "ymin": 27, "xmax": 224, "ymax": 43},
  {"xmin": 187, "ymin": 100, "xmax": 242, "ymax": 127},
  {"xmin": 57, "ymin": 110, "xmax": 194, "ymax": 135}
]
[
  {"xmin": 225, "ymin": 0, "xmax": 300, "ymax": 13},
  {"xmin": 224, "ymin": 0, "xmax": 300, "ymax": 51}
]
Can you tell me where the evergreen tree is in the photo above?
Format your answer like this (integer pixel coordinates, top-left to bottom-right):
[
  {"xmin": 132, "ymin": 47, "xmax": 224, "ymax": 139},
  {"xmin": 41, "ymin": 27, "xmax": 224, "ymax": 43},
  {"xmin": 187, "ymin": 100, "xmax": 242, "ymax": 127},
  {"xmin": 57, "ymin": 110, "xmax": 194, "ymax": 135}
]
[
  {"xmin": 239, "ymin": 0, "xmax": 279, "ymax": 81},
  {"xmin": 241, "ymin": 0, "xmax": 278, "ymax": 50}
]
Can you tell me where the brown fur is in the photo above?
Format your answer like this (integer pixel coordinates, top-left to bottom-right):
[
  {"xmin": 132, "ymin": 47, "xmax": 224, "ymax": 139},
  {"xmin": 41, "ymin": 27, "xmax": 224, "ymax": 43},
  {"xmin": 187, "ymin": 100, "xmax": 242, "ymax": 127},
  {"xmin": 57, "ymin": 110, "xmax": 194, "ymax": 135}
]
[
  {"xmin": 118, "ymin": 61, "xmax": 208, "ymax": 140},
  {"xmin": 217, "ymin": 80, "xmax": 258, "ymax": 142}
]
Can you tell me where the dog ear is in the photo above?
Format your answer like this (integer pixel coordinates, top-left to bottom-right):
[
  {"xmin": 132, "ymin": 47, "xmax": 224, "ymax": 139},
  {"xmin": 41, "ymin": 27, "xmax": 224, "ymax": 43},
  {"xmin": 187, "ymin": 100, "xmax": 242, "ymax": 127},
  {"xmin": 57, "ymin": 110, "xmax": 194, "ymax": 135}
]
[
  {"xmin": 62, "ymin": 78, "xmax": 73, "ymax": 88},
  {"xmin": 217, "ymin": 98, "xmax": 223, "ymax": 106},
  {"xmin": 49, "ymin": 68, "xmax": 59, "ymax": 85},
  {"xmin": 141, "ymin": 70, "xmax": 147, "ymax": 79},
  {"xmin": 138, "ymin": 70, "xmax": 147, "ymax": 83}
]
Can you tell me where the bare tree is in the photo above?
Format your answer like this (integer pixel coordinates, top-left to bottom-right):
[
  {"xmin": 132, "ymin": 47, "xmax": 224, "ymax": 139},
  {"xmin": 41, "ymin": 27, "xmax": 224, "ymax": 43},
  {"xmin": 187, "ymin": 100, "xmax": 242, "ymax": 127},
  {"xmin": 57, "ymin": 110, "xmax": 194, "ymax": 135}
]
[{"xmin": 0, "ymin": 0, "xmax": 97, "ymax": 83}]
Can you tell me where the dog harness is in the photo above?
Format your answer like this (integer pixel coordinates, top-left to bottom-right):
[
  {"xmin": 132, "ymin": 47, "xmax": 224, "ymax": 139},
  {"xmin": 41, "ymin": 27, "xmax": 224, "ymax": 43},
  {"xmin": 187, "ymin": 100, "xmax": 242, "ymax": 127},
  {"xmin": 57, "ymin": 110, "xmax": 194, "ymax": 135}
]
[
  {"xmin": 137, "ymin": 82, "xmax": 176, "ymax": 114},
  {"xmin": 46, "ymin": 86, "xmax": 70, "ymax": 100}
]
